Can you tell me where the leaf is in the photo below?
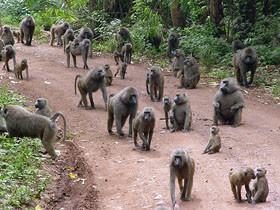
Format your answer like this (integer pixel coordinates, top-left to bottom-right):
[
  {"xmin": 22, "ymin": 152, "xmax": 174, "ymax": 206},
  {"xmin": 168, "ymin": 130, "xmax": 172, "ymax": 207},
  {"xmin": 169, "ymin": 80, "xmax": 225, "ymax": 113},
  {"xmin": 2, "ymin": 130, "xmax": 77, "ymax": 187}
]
[
  {"xmin": 35, "ymin": 205, "xmax": 42, "ymax": 210},
  {"xmin": 68, "ymin": 173, "xmax": 77, "ymax": 179}
]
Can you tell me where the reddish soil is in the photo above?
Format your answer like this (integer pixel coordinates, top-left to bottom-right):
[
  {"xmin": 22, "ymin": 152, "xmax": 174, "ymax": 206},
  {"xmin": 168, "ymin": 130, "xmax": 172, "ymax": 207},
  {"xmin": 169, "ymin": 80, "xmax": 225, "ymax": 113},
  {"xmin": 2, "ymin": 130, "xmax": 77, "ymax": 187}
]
[{"xmin": 1, "ymin": 42, "xmax": 280, "ymax": 210}]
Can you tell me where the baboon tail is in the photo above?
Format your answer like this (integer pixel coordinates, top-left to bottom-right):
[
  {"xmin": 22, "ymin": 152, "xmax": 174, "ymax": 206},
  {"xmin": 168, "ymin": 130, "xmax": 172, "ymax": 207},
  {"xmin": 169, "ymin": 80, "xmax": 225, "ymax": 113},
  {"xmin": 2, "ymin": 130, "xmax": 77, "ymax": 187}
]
[
  {"xmin": 74, "ymin": 75, "xmax": 83, "ymax": 94},
  {"xmin": 50, "ymin": 112, "xmax": 67, "ymax": 142}
]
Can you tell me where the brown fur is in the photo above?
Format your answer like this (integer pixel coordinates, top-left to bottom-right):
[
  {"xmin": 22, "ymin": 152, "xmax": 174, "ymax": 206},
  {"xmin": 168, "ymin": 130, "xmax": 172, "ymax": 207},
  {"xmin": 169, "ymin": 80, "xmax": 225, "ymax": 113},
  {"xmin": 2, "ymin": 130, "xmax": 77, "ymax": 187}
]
[
  {"xmin": 20, "ymin": 16, "xmax": 35, "ymax": 46},
  {"xmin": 172, "ymin": 49, "xmax": 186, "ymax": 78},
  {"xmin": 202, "ymin": 126, "xmax": 221, "ymax": 154},
  {"xmin": 0, "ymin": 106, "xmax": 7, "ymax": 133},
  {"xmin": 146, "ymin": 66, "xmax": 164, "ymax": 102},
  {"xmin": 232, "ymin": 40, "xmax": 247, "ymax": 52},
  {"xmin": 77, "ymin": 27, "xmax": 93, "ymax": 58},
  {"xmin": 104, "ymin": 64, "xmax": 113, "ymax": 86},
  {"xmin": 12, "ymin": 30, "xmax": 20, "ymax": 43},
  {"xmin": 114, "ymin": 62, "xmax": 128, "ymax": 79},
  {"xmin": 1, "ymin": 25, "xmax": 14, "ymax": 46},
  {"xmin": 168, "ymin": 32, "xmax": 179, "ymax": 62},
  {"xmin": 50, "ymin": 22, "xmax": 70, "ymax": 46},
  {"xmin": 113, "ymin": 50, "xmax": 122, "ymax": 65},
  {"xmin": 163, "ymin": 96, "xmax": 172, "ymax": 130},
  {"xmin": 63, "ymin": 28, "xmax": 74, "ymax": 52},
  {"xmin": 15, "ymin": 59, "xmax": 29, "ymax": 80},
  {"xmin": 35, "ymin": 98, "xmax": 51, "ymax": 118},
  {"xmin": 0, "ymin": 39, "xmax": 5, "ymax": 61},
  {"xmin": 1, "ymin": 45, "xmax": 16, "ymax": 72},
  {"xmin": 251, "ymin": 167, "xmax": 269, "ymax": 204},
  {"xmin": 121, "ymin": 43, "xmax": 133, "ymax": 64}
]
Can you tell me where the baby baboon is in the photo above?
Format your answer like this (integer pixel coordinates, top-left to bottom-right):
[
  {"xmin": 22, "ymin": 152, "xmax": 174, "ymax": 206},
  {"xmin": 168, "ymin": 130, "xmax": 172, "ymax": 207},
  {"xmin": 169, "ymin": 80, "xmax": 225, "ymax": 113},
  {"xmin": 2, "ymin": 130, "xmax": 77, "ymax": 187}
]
[
  {"xmin": 15, "ymin": 59, "xmax": 29, "ymax": 80},
  {"xmin": 232, "ymin": 40, "xmax": 247, "ymax": 52},
  {"xmin": 77, "ymin": 27, "xmax": 93, "ymax": 58},
  {"xmin": 114, "ymin": 62, "xmax": 128, "ymax": 79},
  {"xmin": 35, "ymin": 98, "xmax": 51, "ymax": 117},
  {"xmin": 1, "ymin": 45, "xmax": 16, "ymax": 72},
  {"xmin": 202, "ymin": 125, "xmax": 221, "ymax": 154},
  {"xmin": 115, "ymin": 26, "xmax": 132, "ymax": 43},
  {"xmin": 179, "ymin": 56, "xmax": 200, "ymax": 89},
  {"xmin": 74, "ymin": 67, "xmax": 107, "ymax": 110},
  {"xmin": 1, "ymin": 105, "xmax": 66, "ymax": 160},
  {"xmin": 133, "ymin": 107, "xmax": 155, "ymax": 151},
  {"xmin": 233, "ymin": 47, "xmax": 258, "ymax": 88},
  {"xmin": 0, "ymin": 39, "xmax": 5, "ymax": 61},
  {"xmin": 107, "ymin": 86, "xmax": 138, "ymax": 137},
  {"xmin": 121, "ymin": 43, "xmax": 133, "ymax": 64},
  {"xmin": 168, "ymin": 32, "xmax": 179, "ymax": 62},
  {"xmin": 12, "ymin": 30, "xmax": 20, "ymax": 43},
  {"xmin": 103, "ymin": 64, "xmax": 113, "ymax": 86},
  {"xmin": 113, "ymin": 50, "xmax": 122, "ymax": 65},
  {"xmin": 0, "ymin": 107, "xmax": 7, "ymax": 133},
  {"xmin": 146, "ymin": 66, "xmax": 164, "ymax": 102},
  {"xmin": 251, "ymin": 167, "xmax": 269, "ymax": 204},
  {"xmin": 229, "ymin": 167, "xmax": 256, "ymax": 203},
  {"xmin": 20, "ymin": 16, "xmax": 35, "ymax": 46},
  {"xmin": 63, "ymin": 28, "xmax": 74, "ymax": 52},
  {"xmin": 1, "ymin": 25, "xmax": 14, "ymax": 46},
  {"xmin": 163, "ymin": 96, "xmax": 172, "ymax": 130},
  {"xmin": 66, "ymin": 38, "xmax": 90, "ymax": 70},
  {"xmin": 170, "ymin": 92, "xmax": 192, "ymax": 133},
  {"xmin": 50, "ymin": 22, "xmax": 70, "ymax": 46},
  {"xmin": 170, "ymin": 148, "xmax": 195, "ymax": 208},
  {"xmin": 213, "ymin": 77, "xmax": 244, "ymax": 127},
  {"xmin": 172, "ymin": 49, "xmax": 186, "ymax": 78}
]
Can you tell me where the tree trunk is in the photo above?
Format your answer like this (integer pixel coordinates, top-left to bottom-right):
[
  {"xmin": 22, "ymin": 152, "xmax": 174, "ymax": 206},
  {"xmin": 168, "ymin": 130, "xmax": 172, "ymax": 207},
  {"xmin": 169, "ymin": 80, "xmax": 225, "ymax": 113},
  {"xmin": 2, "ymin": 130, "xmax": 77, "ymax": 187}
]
[
  {"xmin": 170, "ymin": 0, "xmax": 185, "ymax": 28},
  {"xmin": 210, "ymin": 0, "xmax": 224, "ymax": 26}
]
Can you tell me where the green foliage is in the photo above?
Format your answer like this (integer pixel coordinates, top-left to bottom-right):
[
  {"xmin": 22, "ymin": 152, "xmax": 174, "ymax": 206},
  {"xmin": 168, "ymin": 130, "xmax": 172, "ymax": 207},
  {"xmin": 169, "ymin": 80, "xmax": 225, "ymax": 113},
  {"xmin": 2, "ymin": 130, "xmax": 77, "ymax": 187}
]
[
  {"xmin": 0, "ymin": 86, "xmax": 25, "ymax": 106},
  {"xmin": 207, "ymin": 67, "xmax": 233, "ymax": 80}
]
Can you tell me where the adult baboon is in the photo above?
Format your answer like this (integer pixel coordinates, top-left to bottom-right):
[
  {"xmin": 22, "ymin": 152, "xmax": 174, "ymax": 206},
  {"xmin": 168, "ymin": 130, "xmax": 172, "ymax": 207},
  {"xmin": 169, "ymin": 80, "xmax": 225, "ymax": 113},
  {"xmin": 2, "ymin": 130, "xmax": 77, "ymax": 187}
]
[
  {"xmin": 213, "ymin": 77, "xmax": 244, "ymax": 127},
  {"xmin": 15, "ymin": 59, "xmax": 29, "ymax": 80},
  {"xmin": 232, "ymin": 40, "xmax": 247, "ymax": 52},
  {"xmin": 66, "ymin": 38, "xmax": 90, "ymax": 70},
  {"xmin": 63, "ymin": 28, "xmax": 74, "ymax": 52},
  {"xmin": 0, "ymin": 39, "xmax": 5, "ymax": 61},
  {"xmin": 251, "ymin": 167, "xmax": 269, "ymax": 204},
  {"xmin": 20, "ymin": 16, "xmax": 35, "ymax": 46},
  {"xmin": 113, "ymin": 50, "xmax": 122, "ymax": 65},
  {"xmin": 35, "ymin": 98, "xmax": 51, "ymax": 117},
  {"xmin": 1, "ymin": 105, "xmax": 66, "ymax": 160},
  {"xmin": 103, "ymin": 64, "xmax": 113, "ymax": 86},
  {"xmin": 170, "ymin": 148, "xmax": 195, "ymax": 208},
  {"xmin": 115, "ymin": 26, "xmax": 132, "ymax": 43},
  {"xmin": 170, "ymin": 92, "xmax": 192, "ymax": 133},
  {"xmin": 148, "ymin": 33, "xmax": 162, "ymax": 51},
  {"xmin": 114, "ymin": 62, "xmax": 128, "ymax": 79},
  {"xmin": 179, "ymin": 56, "xmax": 200, "ymax": 89},
  {"xmin": 1, "ymin": 25, "xmax": 14, "ymax": 46},
  {"xmin": 168, "ymin": 32, "xmax": 179, "ymax": 62},
  {"xmin": 121, "ymin": 43, "xmax": 133, "ymax": 64},
  {"xmin": 162, "ymin": 96, "xmax": 172, "ymax": 130},
  {"xmin": 50, "ymin": 22, "xmax": 70, "ymax": 46},
  {"xmin": 107, "ymin": 86, "xmax": 138, "ymax": 137},
  {"xmin": 77, "ymin": 27, "xmax": 93, "ymax": 58},
  {"xmin": 172, "ymin": 49, "xmax": 186, "ymax": 78},
  {"xmin": 202, "ymin": 125, "xmax": 221, "ymax": 154},
  {"xmin": 229, "ymin": 167, "xmax": 256, "ymax": 203},
  {"xmin": 12, "ymin": 30, "xmax": 20, "ymax": 43},
  {"xmin": 133, "ymin": 107, "xmax": 155, "ymax": 151},
  {"xmin": 146, "ymin": 66, "xmax": 164, "ymax": 102},
  {"xmin": 74, "ymin": 67, "xmax": 107, "ymax": 110},
  {"xmin": 1, "ymin": 45, "xmax": 16, "ymax": 72},
  {"xmin": 233, "ymin": 47, "xmax": 258, "ymax": 88},
  {"xmin": 0, "ymin": 107, "xmax": 7, "ymax": 133}
]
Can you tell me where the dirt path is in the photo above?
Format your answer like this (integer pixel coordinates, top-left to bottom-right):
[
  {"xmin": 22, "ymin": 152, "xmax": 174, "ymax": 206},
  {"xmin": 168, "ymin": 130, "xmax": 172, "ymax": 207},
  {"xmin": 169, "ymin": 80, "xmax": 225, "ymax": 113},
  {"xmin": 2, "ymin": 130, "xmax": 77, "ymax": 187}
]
[{"xmin": 1, "ymin": 42, "xmax": 280, "ymax": 210}]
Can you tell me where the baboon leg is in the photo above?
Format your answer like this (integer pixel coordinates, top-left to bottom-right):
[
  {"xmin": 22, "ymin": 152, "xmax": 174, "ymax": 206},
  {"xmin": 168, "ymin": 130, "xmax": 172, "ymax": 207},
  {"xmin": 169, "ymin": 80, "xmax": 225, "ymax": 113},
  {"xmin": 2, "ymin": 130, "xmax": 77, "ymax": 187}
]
[
  {"xmin": 72, "ymin": 54, "xmax": 77, "ymax": 68},
  {"xmin": 150, "ymin": 83, "xmax": 154, "ymax": 102},
  {"xmin": 107, "ymin": 112, "xmax": 114, "ymax": 135},
  {"xmin": 165, "ymin": 112, "xmax": 169, "ymax": 129},
  {"xmin": 245, "ymin": 184, "xmax": 252, "ymax": 203},
  {"xmin": 50, "ymin": 30, "xmax": 55, "ymax": 46},
  {"xmin": 183, "ymin": 112, "xmax": 191, "ymax": 132},
  {"xmin": 29, "ymin": 32, "xmax": 34, "ymax": 46},
  {"xmin": 116, "ymin": 117, "xmax": 125, "ymax": 136},
  {"xmin": 236, "ymin": 69, "xmax": 243, "ymax": 85},
  {"xmin": 89, "ymin": 42, "xmax": 93, "ymax": 58},
  {"xmin": 231, "ymin": 183, "xmax": 237, "ymax": 200},
  {"xmin": 128, "ymin": 116, "xmax": 134, "ymax": 138},
  {"xmin": 133, "ymin": 129, "xmax": 140, "ymax": 147},
  {"xmin": 249, "ymin": 71, "xmax": 255, "ymax": 84},
  {"xmin": 41, "ymin": 132, "xmax": 57, "ymax": 160},
  {"xmin": 66, "ymin": 52, "xmax": 71, "ymax": 67},
  {"xmin": 82, "ymin": 50, "xmax": 89, "ymax": 70},
  {"xmin": 88, "ymin": 91, "xmax": 95, "ymax": 110},
  {"xmin": 20, "ymin": 30, "xmax": 24, "ymax": 44},
  {"xmin": 181, "ymin": 178, "xmax": 188, "ymax": 200},
  {"xmin": 78, "ymin": 100, "xmax": 83, "ymax": 107},
  {"xmin": 154, "ymin": 87, "xmax": 158, "ymax": 99},
  {"xmin": 148, "ymin": 130, "xmax": 153, "ymax": 149},
  {"xmin": 237, "ymin": 185, "xmax": 242, "ymax": 202},
  {"xmin": 241, "ymin": 69, "xmax": 249, "ymax": 88},
  {"xmin": 158, "ymin": 87, "xmax": 163, "ymax": 101},
  {"xmin": 80, "ymin": 90, "xmax": 88, "ymax": 108},
  {"xmin": 57, "ymin": 34, "xmax": 63, "ymax": 46},
  {"xmin": 187, "ymin": 175, "xmax": 193, "ymax": 200},
  {"xmin": 232, "ymin": 109, "xmax": 242, "ymax": 127},
  {"xmin": 178, "ymin": 178, "xmax": 183, "ymax": 193}
]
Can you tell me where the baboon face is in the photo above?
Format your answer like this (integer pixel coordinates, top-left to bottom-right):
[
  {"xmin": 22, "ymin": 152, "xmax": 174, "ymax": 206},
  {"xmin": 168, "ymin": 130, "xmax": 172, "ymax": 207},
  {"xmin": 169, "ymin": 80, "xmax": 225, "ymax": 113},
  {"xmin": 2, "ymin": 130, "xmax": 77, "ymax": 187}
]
[
  {"xmin": 3, "ymin": 25, "xmax": 11, "ymax": 33},
  {"xmin": 174, "ymin": 93, "xmax": 187, "ymax": 105},
  {"xmin": 122, "ymin": 62, "xmax": 128, "ymax": 69},
  {"xmin": 150, "ymin": 66, "xmax": 160, "ymax": 77},
  {"xmin": 128, "ymin": 94, "xmax": 137, "ymax": 105},
  {"xmin": 35, "ymin": 98, "xmax": 48, "ymax": 109},
  {"xmin": 119, "ymin": 27, "xmax": 128, "ymax": 36},
  {"xmin": 63, "ymin": 22, "xmax": 70, "ymax": 30},
  {"xmin": 170, "ymin": 33, "xmax": 176, "ymax": 41},
  {"xmin": 244, "ymin": 168, "xmax": 256, "ymax": 179},
  {"xmin": 254, "ymin": 167, "xmax": 266, "ymax": 178},
  {"xmin": 83, "ymin": 39, "xmax": 90, "ymax": 47},
  {"xmin": 171, "ymin": 148, "xmax": 187, "ymax": 168},
  {"xmin": 210, "ymin": 125, "xmax": 219, "ymax": 134},
  {"xmin": 104, "ymin": 64, "xmax": 110, "ymax": 71},
  {"xmin": 184, "ymin": 56, "xmax": 195, "ymax": 67},
  {"xmin": 241, "ymin": 48, "xmax": 256, "ymax": 64},
  {"xmin": 220, "ymin": 78, "xmax": 239, "ymax": 94},
  {"xmin": 93, "ymin": 69, "xmax": 105, "ymax": 80},
  {"xmin": 143, "ymin": 107, "xmax": 154, "ymax": 121},
  {"xmin": 173, "ymin": 49, "xmax": 184, "ymax": 58},
  {"xmin": 2, "ymin": 45, "xmax": 12, "ymax": 54},
  {"xmin": 163, "ymin": 97, "xmax": 171, "ymax": 106},
  {"xmin": 21, "ymin": 59, "xmax": 27, "ymax": 66},
  {"xmin": 25, "ymin": 16, "xmax": 33, "ymax": 26}
]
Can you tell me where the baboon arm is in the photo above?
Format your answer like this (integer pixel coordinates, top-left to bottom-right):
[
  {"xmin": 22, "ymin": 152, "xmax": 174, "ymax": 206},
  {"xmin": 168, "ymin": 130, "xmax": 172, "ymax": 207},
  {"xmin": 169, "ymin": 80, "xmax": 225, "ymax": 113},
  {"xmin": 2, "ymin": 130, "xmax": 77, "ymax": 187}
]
[
  {"xmin": 213, "ymin": 101, "xmax": 220, "ymax": 109},
  {"xmin": 170, "ymin": 170, "xmax": 176, "ymax": 207},
  {"xmin": 231, "ymin": 101, "xmax": 244, "ymax": 110},
  {"xmin": 253, "ymin": 190, "xmax": 262, "ymax": 202},
  {"xmin": 183, "ymin": 112, "xmax": 191, "ymax": 132},
  {"xmin": 138, "ymin": 126, "xmax": 148, "ymax": 146},
  {"xmin": 101, "ymin": 85, "xmax": 108, "ymax": 109},
  {"xmin": 245, "ymin": 184, "xmax": 252, "ymax": 202},
  {"xmin": 150, "ymin": 82, "xmax": 154, "ymax": 100},
  {"xmin": 202, "ymin": 141, "xmax": 211, "ymax": 153},
  {"xmin": 128, "ymin": 115, "xmax": 134, "ymax": 137}
]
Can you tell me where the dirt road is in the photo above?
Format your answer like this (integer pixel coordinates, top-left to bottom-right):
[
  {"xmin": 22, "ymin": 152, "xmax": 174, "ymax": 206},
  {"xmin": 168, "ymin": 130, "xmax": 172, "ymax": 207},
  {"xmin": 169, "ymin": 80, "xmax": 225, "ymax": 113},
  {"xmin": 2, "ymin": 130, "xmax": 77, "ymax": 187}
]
[{"xmin": 1, "ymin": 42, "xmax": 280, "ymax": 210}]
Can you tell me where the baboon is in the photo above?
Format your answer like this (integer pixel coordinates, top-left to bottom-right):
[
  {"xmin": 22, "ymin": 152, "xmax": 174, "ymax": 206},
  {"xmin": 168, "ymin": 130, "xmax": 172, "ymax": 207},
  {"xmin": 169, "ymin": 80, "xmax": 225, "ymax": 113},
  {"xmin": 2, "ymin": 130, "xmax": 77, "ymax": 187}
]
[
  {"xmin": 133, "ymin": 107, "xmax": 155, "ymax": 151},
  {"xmin": 172, "ymin": 49, "xmax": 186, "ymax": 78},
  {"xmin": 213, "ymin": 77, "xmax": 244, "ymax": 127},
  {"xmin": 272, "ymin": 34, "xmax": 280, "ymax": 50},
  {"xmin": 154, "ymin": 206, "xmax": 172, "ymax": 210},
  {"xmin": 148, "ymin": 33, "xmax": 162, "ymax": 50},
  {"xmin": 163, "ymin": 96, "xmax": 172, "ymax": 130},
  {"xmin": 20, "ymin": 16, "xmax": 35, "ymax": 46},
  {"xmin": 74, "ymin": 67, "xmax": 107, "ymax": 110},
  {"xmin": 179, "ymin": 56, "xmax": 200, "ymax": 89},
  {"xmin": 0, "ymin": 39, "xmax": 4, "ymax": 61},
  {"xmin": 114, "ymin": 62, "xmax": 128, "ymax": 79},
  {"xmin": 1, "ymin": 45, "xmax": 16, "ymax": 72},
  {"xmin": 168, "ymin": 32, "xmax": 179, "ymax": 62},
  {"xmin": 50, "ymin": 22, "xmax": 70, "ymax": 46},
  {"xmin": 115, "ymin": 26, "xmax": 132, "ymax": 43},
  {"xmin": 202, "ymin": 125, "xmax": 221, "ymax": 154},
  {"xmin": 113, "ymin": 50, "xmax": 122, "ymax": 65},
  {"xmin": 229, "ymin": 167, "xmax": 256, "ymax": 203},
  {"xmin": 146, "ymin": 66, "xmax": 164, "ymax": 102},
  {"xmin": 233, "ymin": 47, "xmax": 258, "ymax": 88},
  {"xmin": 232, "ymin": 40, "xmax": 247, "ymax": 52},
  {"xmin": 12, "ymin": 30, "xmax": 20, "ymax": 43},
  {"xmin": 107, "ymin": 86, "xmax": 138, "ymax": 137},
  {"xmin": 0, "ymin": 107, "xmax": 7, "ymax": 133},
  {"xmin": 15, "ymin": 59, "xmax": 29, "ymax": 80},
  {"xmin": 251, "ymin": 167, "xmax": 269, "ymax": 204},
  {"xmin": 170, "ymin": 92, "xmax": 192, "ymax": 133},
  {"xmin": 66, "ymin": 38, "xmax": 90, "ymax": 70},
  {"xmin": 77, "ymin": 27, "xmax": 93, "ymax": 58},
  {"xmin": 1, "ymin": 25, "xmax": 14, "ymax": 46},
  {"xmin": 35, "ymin": 98, "xmax": 51, "ymax": 117},
  {"xmin": 170, "ymin": 148, "xmax": 195, "ymax": 208},
  {"xmin": 1, "ymin": 105, "xmax": 66, "ymax": 160},
  {"xmin": 121, "ymin": 43, "xmax": 133, "ymax": 64},
  {"xmin": 232, "ymin": 17, "xmax": 242, "ymax": 36},
  {"xmin": 63, "ymin": 28, "xmax": 74, "ymax": 52},
  {"xmin": 103, "ymin": 64, "xmax": 113, "ymax": 86}
]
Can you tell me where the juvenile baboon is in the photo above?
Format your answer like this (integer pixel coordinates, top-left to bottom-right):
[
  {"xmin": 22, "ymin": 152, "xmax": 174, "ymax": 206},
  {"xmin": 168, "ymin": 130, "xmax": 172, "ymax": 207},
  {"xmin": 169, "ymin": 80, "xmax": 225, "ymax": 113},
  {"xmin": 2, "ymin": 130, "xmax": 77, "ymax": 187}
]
[
  {"xmin": 35, "ymin": 98, "xmax": 51, "ymax": 117},
  {"xmin": 63, "ymin": 28, "xmax": 74, "ymax": 52},
  {"xmin": 15, "ymin": 59, "xmax": 29, "ymax": 80},
  {"xmin": 113, "ymin": 50, "xmax": 122, "ymax": 65},
  {"xmin": 0, "ymin": 39, "xmax": 4, "ymax": 61},
  {"xmin": 121, "ymin": 43, "xmax": 133, "ymax": 64},
  {"xmin": 20, "ymin": 16, "xmax": 35, "ymax": 46},
  {"xmin": 229, "ymin": 167, "xmax": 256, "ymax": 203},
  {"xmin": 12, "ymin": 30, "xmax": 20, "ymax": 43},
  {"xmin": 77, "ymin": 27, "xmax": 93, "ymax": 58},
  {"xmin": 114, "ymin": 62, "xmax": 128, "ymax": 79},
  {"xmin": 251, "ymin": 167, "xmax": 269, "ymax": 204},
  {"xmin": 1, "ymin": 45, "xmax": 16, "ymax": 72},
  {"xmin": 170, "ymin": 92, "xmax": 192, "ymax": 133},
  {"xmin": 202, "ymin": 125, "xmax": 221, "ymax": 154},
  {"xmin": 170, "ymin": 148, "xmax": 195, "ymax": 208},
  {"xmin": 103, "ymin": 64, "xmax": 113, "ymax": 86},
  {"xmin": 1, "ymin": 105, "xmax": 66, "ymax": 160},
  {"xmin": 213, "ymin": 77, "xmax": 244, "ymax": 127},
  {"xmin": 107, "ymin": 86, "xmax": 138, "ymax": 137},
  {"xmin": 0, "ymin": 107, "xmax": 7, "ymax": 133},
  {"xmin": 1, "ymin": 25, "xmax": 14, "ymax": 46},
  {"xmin": 74, "ymin": 67, "xmax": 107, "ymax": 110},
  {"xmin": 66, "ymin": 38, "xmax": 90, "ymax": 70},
  {"xmin": 115, "ymin": 26, "xmax": 132, "ymax": 43},
  {"xmin": 133, "ymin": 107, "xmax": 155, "ymax": 151},
  {"xmin": 163, "ymin": 96, "xmax": 172, "ymax": 130},
  {"xmin": 50, "ymin": 22, "xmax": 70, "ymax": 46},
  {"xmin": 146, "ymin": 66, "xmax": 164, "ymax": 102},
  {"xmin": 179, "ymin": 56, "xmax": 200, "ymax": 89},
  {"xmin": 172, "ymin": 49, "xmax": 186, "ymax": 78},
  {"xmin": 233, "ymin": 47, "xmax": 258, "ymax": 88},
  {"xmin": 168, "ymin": 32, "xmax": 179, "ymax": 62},
  {"xmin": 232, "ymin": 40, "xmax": 247, "ymax": 52}
]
